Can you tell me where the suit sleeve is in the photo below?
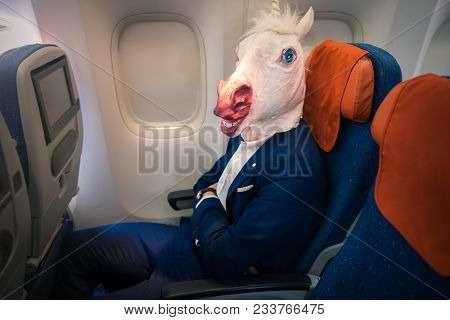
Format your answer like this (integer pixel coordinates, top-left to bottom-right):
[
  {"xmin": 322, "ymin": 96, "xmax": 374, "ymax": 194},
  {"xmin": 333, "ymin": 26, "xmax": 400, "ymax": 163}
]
[{"xmin": 191, "ymin": 174, "xmax": 320, "ymax": 278}]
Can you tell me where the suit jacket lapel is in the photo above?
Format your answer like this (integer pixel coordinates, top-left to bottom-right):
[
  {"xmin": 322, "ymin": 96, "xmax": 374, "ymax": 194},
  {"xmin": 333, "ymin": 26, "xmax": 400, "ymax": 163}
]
[
  {"xmin": 223, "ymin": 124, "xmax": 301, "ymax": 201},
  {"xmin": 226, "ymin": 136, "xmax": 272, "ymax": 200}
]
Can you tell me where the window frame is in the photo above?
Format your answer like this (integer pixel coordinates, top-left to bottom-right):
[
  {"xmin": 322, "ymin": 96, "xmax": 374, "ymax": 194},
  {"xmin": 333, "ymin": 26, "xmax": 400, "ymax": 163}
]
[
  {"xmin": 111, "ymin": 13, "xmax": 207, "ymax": 139},
  {"xmin": 313, "ymin": 11, "xmax": 364, "ymax": 43}
]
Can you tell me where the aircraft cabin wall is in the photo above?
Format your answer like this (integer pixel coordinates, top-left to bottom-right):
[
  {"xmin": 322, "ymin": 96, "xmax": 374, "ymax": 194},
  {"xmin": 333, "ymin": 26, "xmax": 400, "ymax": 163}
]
[
  {"xmin": 0, "ymin": 0, "xmax": 41, "ymax": 52},
  {"xmin": 1, "ymin": 0, "xmax": 449, "ymax": 230}
]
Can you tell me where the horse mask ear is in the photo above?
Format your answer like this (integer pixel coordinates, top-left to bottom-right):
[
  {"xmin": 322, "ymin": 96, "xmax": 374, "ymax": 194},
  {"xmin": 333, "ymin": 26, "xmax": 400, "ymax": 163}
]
[{"xmin": 296, "ymin": 7, "xmax": 314, "ymax": 40}]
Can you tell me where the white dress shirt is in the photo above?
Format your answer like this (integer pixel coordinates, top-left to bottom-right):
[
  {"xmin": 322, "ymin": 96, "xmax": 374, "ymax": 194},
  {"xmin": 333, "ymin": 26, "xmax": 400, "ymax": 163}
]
[{"xmin": 196, "ymin": 133, "xmax": 271, "ymax": 210}]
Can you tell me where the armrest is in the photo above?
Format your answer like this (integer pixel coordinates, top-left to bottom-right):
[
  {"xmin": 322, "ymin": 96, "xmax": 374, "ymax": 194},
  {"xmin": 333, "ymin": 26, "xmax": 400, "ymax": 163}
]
[
  {"xmin": 167, "ymin": 189, "xmax": 195, "ymax": 210},
  {"xmin": 161, "ymin": 273, "xmax": 312, "ymax": 300}
]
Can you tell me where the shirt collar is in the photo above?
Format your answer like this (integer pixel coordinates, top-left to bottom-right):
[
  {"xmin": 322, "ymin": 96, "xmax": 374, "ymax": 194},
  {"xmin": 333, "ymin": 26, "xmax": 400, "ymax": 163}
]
[
  {"xmin": 240, "ymin": 128, "xmax": 274, "ymax": 147},
  {"xmin": 240, "ymin": 134, "xmax": 271, "ymax": 148}
]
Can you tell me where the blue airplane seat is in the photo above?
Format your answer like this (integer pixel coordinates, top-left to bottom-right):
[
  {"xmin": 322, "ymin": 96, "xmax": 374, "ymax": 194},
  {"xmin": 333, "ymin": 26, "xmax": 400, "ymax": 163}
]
[
  {"xmin": 0, "ymin": 44, "xmax": 82, "ymax": 298},
  {"xmin": 311, "ymin": 185, "xmax": 450, "ymax": 299},
  {"xmin": 311, "ymin": 74, "xmax": 450, "ymax": 299},
  {"xmin": 0, "ymin": 44, "xmax": 54, "ymax": 183},
  {"xmin": 0, "ymin": 113, "xmax": 32, "ymax": 299},
  {"xmin": 296, "ymin": 43, "xmax": 402, "ymax": 274}
]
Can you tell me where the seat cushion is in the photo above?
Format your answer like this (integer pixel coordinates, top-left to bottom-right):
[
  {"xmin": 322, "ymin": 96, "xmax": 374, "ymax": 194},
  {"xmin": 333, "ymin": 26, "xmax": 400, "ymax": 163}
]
[
  {"xmin": 371, "ymin": 74, "xmax": 450, "ymax": 276},
  {"xmin": 303, "ymin": 40, "xmax": 374, "ymax": 152},
  {"xmin": 341, "ymin": 57, "xmax": 374, "ymax": 123}
]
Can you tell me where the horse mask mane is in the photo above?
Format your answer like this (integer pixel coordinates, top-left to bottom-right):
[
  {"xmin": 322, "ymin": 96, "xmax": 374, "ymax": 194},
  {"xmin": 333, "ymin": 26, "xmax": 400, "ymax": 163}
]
[{"xmin": 214, "ymin": 1, "xmax": 314, "ymax": 139}]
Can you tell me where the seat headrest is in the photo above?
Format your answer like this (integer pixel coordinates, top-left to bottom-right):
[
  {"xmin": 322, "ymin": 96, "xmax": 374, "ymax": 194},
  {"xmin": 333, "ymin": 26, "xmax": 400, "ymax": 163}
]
[
  {"xmin": 372, "ymin": 74, "xmax": 450, "ymax": 276},
  {"xmin": 303, "ymin": 40, "xmax": 375, "ymax": 152}
]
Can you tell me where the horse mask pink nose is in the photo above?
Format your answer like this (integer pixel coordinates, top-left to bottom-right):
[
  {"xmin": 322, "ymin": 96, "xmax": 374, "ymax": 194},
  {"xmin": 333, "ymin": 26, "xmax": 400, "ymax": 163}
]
[
  {"xmin": 213, "ymin": 2, "xmax": 314, "ymax": 138},
  {"xmin": 215, "ymin": 77, "xmax": 253, "ymax": 136}
]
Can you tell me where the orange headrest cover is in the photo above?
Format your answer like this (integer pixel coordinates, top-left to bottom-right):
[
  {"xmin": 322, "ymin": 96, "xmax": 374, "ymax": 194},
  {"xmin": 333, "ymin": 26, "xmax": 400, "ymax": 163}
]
[
  {"xmin": 303, "ymin": 40, "xmax": 375, "ymax": 152},
  {"xmin": 372, "ymin": 74, "xmax": 450, "ymax": 276}
]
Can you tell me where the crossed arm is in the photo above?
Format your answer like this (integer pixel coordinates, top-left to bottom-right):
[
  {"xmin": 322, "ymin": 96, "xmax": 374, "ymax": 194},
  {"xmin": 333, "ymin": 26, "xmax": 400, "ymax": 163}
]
[{"xmin": 192, "ymin": 174, "xmax": 315, "ymax": 278}]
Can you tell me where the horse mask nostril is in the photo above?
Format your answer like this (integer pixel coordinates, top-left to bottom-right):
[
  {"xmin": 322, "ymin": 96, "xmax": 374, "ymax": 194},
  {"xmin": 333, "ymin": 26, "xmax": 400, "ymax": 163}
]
[
  {"xmin": 232, "ymin": 84, "xmax": 253, "ymax": 106},
  {"xmin": 234, "ymin": 85, "xmax": 252, "ymax": 98}
]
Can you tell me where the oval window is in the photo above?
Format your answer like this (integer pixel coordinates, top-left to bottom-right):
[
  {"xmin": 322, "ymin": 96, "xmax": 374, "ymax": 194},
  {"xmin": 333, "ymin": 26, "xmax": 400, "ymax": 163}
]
[{"xmin": 111, "ymin": 14, "xmax": 206, "ymax": 138}]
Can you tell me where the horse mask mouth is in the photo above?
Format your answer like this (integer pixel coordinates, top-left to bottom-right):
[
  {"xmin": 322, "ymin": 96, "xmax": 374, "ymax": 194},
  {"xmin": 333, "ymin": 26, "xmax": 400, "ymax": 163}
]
[{"xmin": 214, "ymin": 80, "xmax": 253, "ymax": 137}]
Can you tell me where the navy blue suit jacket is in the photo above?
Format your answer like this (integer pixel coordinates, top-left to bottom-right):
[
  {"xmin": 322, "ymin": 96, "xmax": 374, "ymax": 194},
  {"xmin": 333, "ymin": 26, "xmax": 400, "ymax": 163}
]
[{"xmin": 192, "ymin": 121, "xmax": 326, "ymax": 278}]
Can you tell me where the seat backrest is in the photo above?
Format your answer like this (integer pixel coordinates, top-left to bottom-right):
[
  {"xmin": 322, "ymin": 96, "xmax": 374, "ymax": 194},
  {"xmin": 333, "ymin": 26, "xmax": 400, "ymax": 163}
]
[
  {"xmin": 311, "ymin": 74, "xmax": 450, "ymax": 299},
  {"xmin": 311, "ymin": 186, "xmax": 450, "ymax": 299},
  {"xmin": 0, "ymin": 44, "xmax": 83, "ymax": 260},
  {"xmin": 296, "ymin": 42, "xmax": 402, "ymax": 273},
  {"xmin": 0, "ymin": 113, "xmax": 31, "ymax": 299}
]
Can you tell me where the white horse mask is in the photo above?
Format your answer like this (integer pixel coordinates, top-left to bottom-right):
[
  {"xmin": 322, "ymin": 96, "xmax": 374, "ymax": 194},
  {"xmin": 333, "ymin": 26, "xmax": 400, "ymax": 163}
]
[{"xmin": 214, "ymin": 3, "xmax": 314, "ymax": 139}]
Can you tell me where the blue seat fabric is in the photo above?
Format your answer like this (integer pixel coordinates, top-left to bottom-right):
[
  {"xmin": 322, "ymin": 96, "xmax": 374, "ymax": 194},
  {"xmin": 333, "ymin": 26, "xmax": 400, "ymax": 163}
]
[{"xmin": 296, "ymin": 43, "xmax": 402, "ymax": 272}]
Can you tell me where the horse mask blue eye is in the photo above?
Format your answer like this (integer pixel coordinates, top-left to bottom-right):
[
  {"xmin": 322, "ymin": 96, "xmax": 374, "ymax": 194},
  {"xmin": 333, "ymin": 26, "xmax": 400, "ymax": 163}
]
[{"xmin": 282, "ymin": 48, "xmax": 296, "ymax": 64}]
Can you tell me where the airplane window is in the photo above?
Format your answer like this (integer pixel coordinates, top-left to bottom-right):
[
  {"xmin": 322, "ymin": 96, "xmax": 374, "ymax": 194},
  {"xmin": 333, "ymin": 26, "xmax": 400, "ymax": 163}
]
[
  {"xmin": 111, "ymin": 15, "xmax": 207, "ymax": 138},
  {"xmin": 420, "ymin": 20, "xmax": 450, "ymax": 75},
  {"xmin": 245, "ymin": 8, "xmax": 362, "ymax": 57},
  {"xmin": 304, "ymin": 19, "xmax": 354, "ymax": 50},
  {"xmin": 302, "ymin": 12, "xmax": 363, "ymax": 55}
]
